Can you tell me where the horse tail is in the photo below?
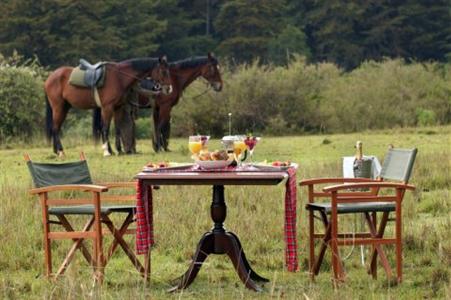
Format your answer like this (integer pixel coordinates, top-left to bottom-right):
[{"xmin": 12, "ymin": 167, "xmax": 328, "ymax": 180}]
[
  {"xmin": 92, "ymin": 107, "xmax": 102, "ymax": 144},
  {"xmin": 45, "ymin": 94, "xmax": 53, "ymax": 144}
]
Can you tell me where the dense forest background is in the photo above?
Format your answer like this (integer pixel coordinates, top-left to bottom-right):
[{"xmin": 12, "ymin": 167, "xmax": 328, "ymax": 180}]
[
  {"xmin": 1, "ymin": 0, "xmax": 450, "ymax": 69},
  {"xmin": 0, "ymin": 0, "xmax": 450, "ymax": 141}
]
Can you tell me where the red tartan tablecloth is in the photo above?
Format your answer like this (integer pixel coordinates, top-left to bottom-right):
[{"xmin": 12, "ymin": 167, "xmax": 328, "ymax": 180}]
[{"xmin": 135, "ymin": 165, "xmax": 299, "ymax": 272}]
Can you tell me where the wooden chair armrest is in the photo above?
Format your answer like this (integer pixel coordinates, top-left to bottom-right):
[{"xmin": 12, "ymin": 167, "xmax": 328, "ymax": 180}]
[
  {"xmin": 29, "ymin": 184, "xmax": 108, "ymax": 195},
  {"xmin": 97, "ymin": 182, "xmax": 137, "ymax": 189},
  {"xmin": 299, "ymin": 177, "xmax": 378, "ymax": 186},
  {"xmin": 323, "ymin": 182, "xmax": 415, "ymax": 193}
]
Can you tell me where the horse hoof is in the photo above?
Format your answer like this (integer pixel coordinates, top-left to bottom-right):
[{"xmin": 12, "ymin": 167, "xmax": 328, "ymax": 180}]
[
  {"xmin": 102, "ymin": 143, "xmax": 112, "ymax": 157},
  {"xmin": 58, "ymin": 151, "xmax": 65, "ymax": 158}
]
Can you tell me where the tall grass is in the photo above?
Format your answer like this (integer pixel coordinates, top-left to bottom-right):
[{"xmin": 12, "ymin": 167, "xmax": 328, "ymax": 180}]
[{"xmin": 1, "ymin": 126, "xmax": 450, "ymax": 299}]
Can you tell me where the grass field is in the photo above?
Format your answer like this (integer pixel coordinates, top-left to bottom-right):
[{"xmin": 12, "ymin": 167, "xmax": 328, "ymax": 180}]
[{"xmin": 0, "ymin": 126, "xmax": 450, "ymax": 299}]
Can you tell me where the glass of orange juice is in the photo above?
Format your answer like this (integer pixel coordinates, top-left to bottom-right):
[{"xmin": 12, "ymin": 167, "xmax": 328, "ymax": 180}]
[
  {"xmin": 188, "ymin": 136, "xmax": 202, "ymax": 158},
  {"xmin": 233, "ymin": 138, "xmax": 247, "ymax": 166}
]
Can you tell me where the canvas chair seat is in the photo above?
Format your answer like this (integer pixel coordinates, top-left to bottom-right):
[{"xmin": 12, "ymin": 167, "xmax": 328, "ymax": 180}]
[
  {"xmin": 306, "ymin": 202, "xmax": 395, "ymax": 214},
  {"xmin": 49, "ymin": 204, "xmax": 135, "ymax": 215}
]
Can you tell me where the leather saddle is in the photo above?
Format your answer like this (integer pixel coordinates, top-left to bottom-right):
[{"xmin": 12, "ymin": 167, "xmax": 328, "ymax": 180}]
[{"xmin": 78, "ymin": 59, "xmax": 106, "ymax": 88}]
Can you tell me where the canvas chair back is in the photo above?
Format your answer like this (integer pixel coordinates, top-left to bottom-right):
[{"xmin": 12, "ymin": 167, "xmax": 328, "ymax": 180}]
[
  {"xmin": 27, "ymin": 160, "xmax": 93, "ymax": 188},
  {"xmin": 380, "ymin": 148, "xmax": 417, "ymax": 183}
]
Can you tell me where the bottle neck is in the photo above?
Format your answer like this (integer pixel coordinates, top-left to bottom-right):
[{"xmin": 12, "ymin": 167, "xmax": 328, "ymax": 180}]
[{"xmin": 355, "ymin": 145, "xmax": 363, "ymax": 160}]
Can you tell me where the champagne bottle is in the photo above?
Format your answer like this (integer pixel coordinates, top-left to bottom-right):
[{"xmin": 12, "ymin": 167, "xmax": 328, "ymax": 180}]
[
  {"xmin": 353, "ymin": 141, "xmax": 363, "ymax": 177},
  {"xmin": 353, "ymin": 141, "xmax": 372, "ymax": 178},
  {"xmin": 355, "ymin": 141, "xmax": 363, "ymax": 161}
]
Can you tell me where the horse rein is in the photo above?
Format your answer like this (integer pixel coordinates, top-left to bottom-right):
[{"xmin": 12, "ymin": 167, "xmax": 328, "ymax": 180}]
[
  {"xmin": 107, "ymin": 63, "xmax": 162, "ymax": 85},
  {"xmin": 188, "ymin": 71, "xmax": 221, "ymax": 99},
  {"xmin": 190, "ymin": 80, "xmax": 213, "ymax": 100}
]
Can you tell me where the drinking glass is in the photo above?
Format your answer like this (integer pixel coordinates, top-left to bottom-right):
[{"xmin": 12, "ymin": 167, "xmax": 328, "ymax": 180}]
[
  {"xmin": 188, "ymin": 136, "xmax": 202, "ymax": 158},
  {"xmin": 233, "ymin": 138, "xmax": 247, "ymax": 166},
  {"xmin": 200, "ymin": 135, "xmax": 210, "ymax": 150},
  {"xmin": 244, "ymin": 136, "xmax": 260, "ymax": 163}
]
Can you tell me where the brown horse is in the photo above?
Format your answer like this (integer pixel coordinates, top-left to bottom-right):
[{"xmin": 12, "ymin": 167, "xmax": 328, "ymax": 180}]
[
  {"xmin": 44, "ymin": 56, "xmax": 172, "ymax": 157},
  {"xmin": 110, "ymin": 53, "xmax": 223, "ymax": 153},
  {"xmin": 153, "ymin": 53, "xmax": 223, "ymax": 152}
]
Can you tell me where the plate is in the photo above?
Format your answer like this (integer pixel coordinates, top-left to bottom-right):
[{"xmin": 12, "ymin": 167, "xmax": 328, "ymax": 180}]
[
  {"xmin": 143, "ymin": 162, "xmax": 193, "ymax": 172},
  {"xmin": 252, "ymin": 162, "xmax": 297, "ymax": 171},
  {"xmin": 195, "ymin": 160, "xmax": 233, "ymax": 169}
]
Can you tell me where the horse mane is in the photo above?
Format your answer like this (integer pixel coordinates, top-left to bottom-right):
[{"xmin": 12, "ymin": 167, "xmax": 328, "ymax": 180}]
[
  {"xmin": 170, "ymin": 56, "xmax": 218, "ymax": 69},
  {"xmin": 122, "ymin": 57, "xmax": 160, "ymax": 71}
]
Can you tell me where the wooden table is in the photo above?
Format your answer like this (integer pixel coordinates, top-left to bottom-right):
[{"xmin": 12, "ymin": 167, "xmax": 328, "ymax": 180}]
[{"xmin": 136, "ymin": 168, "xmax": 292, "ymax": 292}]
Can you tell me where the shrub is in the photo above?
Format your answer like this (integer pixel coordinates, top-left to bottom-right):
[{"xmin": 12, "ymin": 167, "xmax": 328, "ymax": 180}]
[
  {"xmin": 416, "ymin": 109, "xmax": 437, "ymax": 126},
  {"xmin": 319, "ymin": 59, "xmax": 451, "ymax": 132},
  {"xmin": 0, "ymin": 54, "xmax": 46, "ymax": 142}
]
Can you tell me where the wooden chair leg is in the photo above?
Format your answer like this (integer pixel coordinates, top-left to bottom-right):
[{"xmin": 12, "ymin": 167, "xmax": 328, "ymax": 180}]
[
  {"xmin": 55, "ymin": 217, "xmax": 95, "ymax": 278},
  {"xmin": 310, "ymin": 210, "xmax": 346, "ymax": 279},
  {"xmin": 330, "ymin": 203, "xmax": 345, "ymax": 282},
  {"xmin": 40, "ymin": 193, "xmax": 52, "ymax": 278},
  {"xmin": 330, "ymin": 239, "xmax": 341, "ymax": 282},
  {"xmin": 308, "ymin": 209, "xmax": 315, "ymax": 278},
  {"xmin": 102, "ymin": 214, "xmax": 145, "ymax": 275},
  {"xmin": 395, "ymin": 196, "xmax": 402, "ymax": 283},
  {"xmin": 93, "ymin": 193, "xmax": 104, "ymax": 284},
  {"xmin": 368, "ymin": 212, "xmax": 392, "ymax": 280},
  {"xmin": 103, "ymin": 213, "xmax": 135, "ymax": 263},
  {"xmin": 144, "ymin": 251, "xmax": 151, "ymax": 282},
  {"xmin": 57, "ymin": 215, "xmax": 94, "ymax": 265},
  {"xmin": 314, "ymin": 222, "xmax": 331, "ymax": 275},
  {"xmin": 370, "ymin": 212, "xmax": 377, "ymax": 278},
  {"xmin": 43, "ymin": 229, "xmax": 52, "ymax": 278}
]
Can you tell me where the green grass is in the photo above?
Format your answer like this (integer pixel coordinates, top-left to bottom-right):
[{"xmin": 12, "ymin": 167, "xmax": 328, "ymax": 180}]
[{"xmin": 1, "ymin": 126, "xmax": 450, "ymax": 299}]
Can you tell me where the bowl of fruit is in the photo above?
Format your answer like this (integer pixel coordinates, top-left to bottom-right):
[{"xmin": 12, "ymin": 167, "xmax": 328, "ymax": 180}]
[{"xmin": 195, "ymin": 149, "xmax": 233, "ymax": 169}]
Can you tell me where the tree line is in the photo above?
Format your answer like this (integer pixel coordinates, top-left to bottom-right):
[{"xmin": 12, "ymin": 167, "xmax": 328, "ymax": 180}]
[{"xmin": 0, "ymin": 0, "xmax": 449, "ymax": 69}]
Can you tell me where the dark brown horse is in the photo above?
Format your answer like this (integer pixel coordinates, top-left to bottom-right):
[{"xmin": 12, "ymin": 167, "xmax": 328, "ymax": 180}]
[
  {"xmin": 44, "ymin": 57, "xmax": 172, "ymax": 157},
  {"xmin": 154, "ymin": 53, "xmax": 222, "ymax": 152},
  {"xmin": 110, "ymin": 53, "xmax": 223, "ymax": 153}
]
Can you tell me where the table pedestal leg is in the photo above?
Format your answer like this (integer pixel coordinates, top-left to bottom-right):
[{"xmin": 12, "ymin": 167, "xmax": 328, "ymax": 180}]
[{"xmin": 169, "ymin": 185, "xmax": 267, "ymax": 292}]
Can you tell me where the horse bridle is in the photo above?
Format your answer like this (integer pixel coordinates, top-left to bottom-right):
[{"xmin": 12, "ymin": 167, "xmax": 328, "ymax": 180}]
[
  {"xmin": 190, "ymin": 79, "xmax": 213, "ymax": 100},
  {"xmin": 174, "ymin": 62, "xmax": 219, "ymax": 100}
]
